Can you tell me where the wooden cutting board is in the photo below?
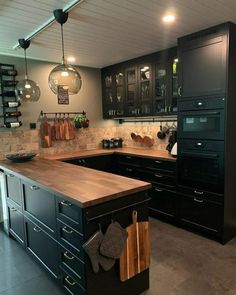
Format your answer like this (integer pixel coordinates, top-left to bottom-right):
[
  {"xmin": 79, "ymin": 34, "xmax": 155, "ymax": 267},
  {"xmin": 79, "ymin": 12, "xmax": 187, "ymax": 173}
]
[
  {"xmin": 119, "ymin": 210, "xmax": 150, "ymax": 282},
  {"xmin": 40, "ymin": 116, "xmax": 52, "ymax": 148}
]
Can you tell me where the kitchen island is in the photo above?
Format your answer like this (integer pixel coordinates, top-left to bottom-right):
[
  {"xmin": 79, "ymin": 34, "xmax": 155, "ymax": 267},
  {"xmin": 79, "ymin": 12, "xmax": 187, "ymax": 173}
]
[{"xmin": 0, "ymin": 156, "xmax": 152, "ymax": 295}]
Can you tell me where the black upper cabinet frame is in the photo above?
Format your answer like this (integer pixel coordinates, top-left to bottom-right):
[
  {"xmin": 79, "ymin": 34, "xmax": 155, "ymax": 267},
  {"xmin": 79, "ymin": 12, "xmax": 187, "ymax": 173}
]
[{"xmin": 101, "ymin": 47, "xmax": 177, "ymax": 119}]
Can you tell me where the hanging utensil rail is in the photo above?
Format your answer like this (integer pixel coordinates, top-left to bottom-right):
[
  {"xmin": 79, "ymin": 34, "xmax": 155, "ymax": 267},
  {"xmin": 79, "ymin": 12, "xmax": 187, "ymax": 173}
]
[{"xmin": 40, "ymin": 110, "xmax": 86, "ymax": 117}]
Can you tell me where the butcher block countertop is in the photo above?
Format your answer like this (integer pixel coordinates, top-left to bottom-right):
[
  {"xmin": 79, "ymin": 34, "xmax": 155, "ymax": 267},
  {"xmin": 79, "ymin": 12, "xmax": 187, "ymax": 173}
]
[
  {"xmin": 43, "ymin": 147, "xmax": 176, "ymax": 162},
  {"xmin": 0, "ymin": 157, "xmax": 151, "ymax": 208}
]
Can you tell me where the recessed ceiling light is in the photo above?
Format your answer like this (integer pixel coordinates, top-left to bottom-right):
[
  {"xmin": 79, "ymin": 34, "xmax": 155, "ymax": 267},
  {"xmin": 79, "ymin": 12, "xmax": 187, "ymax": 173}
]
[
  {"xmin": 67, "ymin": 56, "xmax": 75, "ymax": 63},
  {"xmin": 162, "ymin": 15, "xmax": 175, "ymax": 23}
]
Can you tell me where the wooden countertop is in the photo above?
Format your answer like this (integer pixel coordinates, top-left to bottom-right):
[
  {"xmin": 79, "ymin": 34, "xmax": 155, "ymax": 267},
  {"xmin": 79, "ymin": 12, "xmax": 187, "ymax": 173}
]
[
  {"xmin": 0, "ymin": 157, "xmax": 151, "ymax": 208},
  {"xmin": 43, "ymin": 147, "xmax": 176, "ymax": 162}
]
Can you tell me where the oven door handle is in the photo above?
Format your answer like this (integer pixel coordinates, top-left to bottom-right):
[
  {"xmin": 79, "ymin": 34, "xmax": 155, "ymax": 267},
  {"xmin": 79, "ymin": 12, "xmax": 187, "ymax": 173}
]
[{"xmin": 181, "ymin": 152, "xmax": 219, "ymax": 159}]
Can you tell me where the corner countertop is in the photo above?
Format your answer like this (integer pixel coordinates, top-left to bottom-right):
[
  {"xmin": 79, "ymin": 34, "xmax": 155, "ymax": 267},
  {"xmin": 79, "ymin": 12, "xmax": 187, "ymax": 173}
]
[
  {"xmin": 0, "ymin": 157, "xmax": 151, "ymax": 208},
  {"xmin": 42, "ymin": 147, "xmax": 176, "ymax": 162}
]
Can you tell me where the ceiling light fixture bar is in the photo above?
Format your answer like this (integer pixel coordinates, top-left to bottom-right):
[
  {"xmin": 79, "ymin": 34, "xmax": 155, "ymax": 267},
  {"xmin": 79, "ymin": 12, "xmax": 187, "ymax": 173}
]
[{"xmin": 12, "ymin": 0, "xmax": 84, "ymax": 50}]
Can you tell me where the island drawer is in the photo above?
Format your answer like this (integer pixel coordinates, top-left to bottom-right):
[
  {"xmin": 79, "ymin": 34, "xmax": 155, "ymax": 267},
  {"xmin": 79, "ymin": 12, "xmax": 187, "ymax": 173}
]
[
  {"xmin": 56, "ymin": 196, "xmax": 83, "ymax": 233},
  {"xmin": 22, "ymin": 181, "xmax": 56, "ymax": 236},
  {"xmin": 58, "ymin": 244, "xmax": 85, "ymax": 288},
  {"xmin": 57, "ymin": 219, "xmax": 84, "ymax": 261},
  {"xmin": 25, "ymin": 217, "xmax": 59, "ymax": 277},
  {"xmin": 60, "ymin": 267, "xmax": 86, "ymax": 295},
  {"xmin": 5, "ymin": 172, "xmax": 22, "ymax": 206}
]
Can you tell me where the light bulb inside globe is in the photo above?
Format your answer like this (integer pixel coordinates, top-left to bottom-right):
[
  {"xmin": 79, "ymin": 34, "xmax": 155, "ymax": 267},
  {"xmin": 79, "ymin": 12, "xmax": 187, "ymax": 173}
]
[
  {"xmin": 48, "ymin": 63, "xmax": 82, "ymax": 95},
  {"xmin": 16, "ymin": 79, "xmax": 41, "ymax": 102}
]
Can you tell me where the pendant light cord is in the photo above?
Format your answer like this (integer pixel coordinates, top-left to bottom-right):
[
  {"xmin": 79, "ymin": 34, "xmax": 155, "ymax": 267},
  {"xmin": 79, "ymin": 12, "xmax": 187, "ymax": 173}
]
[
  {"xmin": 61, "ymin": 24, "xmax": 65, "ymax": 64},
  {"xmin": 24, "ymin": 49, "xmax": 28, "ymax": 79}
]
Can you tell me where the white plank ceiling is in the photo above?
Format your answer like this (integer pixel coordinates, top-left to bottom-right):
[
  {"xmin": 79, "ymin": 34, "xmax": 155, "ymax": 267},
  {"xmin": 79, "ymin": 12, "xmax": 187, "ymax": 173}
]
[{"xmin": 1, "ymin": 0, "xmax": 236, "ymax": 68}]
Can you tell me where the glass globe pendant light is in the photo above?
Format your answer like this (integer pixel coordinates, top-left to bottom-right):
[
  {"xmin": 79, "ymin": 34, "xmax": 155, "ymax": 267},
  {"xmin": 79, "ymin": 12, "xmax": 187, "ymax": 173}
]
[
  {"xmin": 48, "ymin": 9, "xmax": 82, "ymax": 95},
  {"xmin": 16, "ymin": 39, "xmax": 40, "ymax": 102}
]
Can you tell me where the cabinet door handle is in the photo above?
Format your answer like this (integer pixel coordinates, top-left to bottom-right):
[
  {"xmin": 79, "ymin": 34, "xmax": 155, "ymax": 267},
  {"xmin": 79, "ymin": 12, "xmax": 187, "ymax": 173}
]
[
  {"xmin": 126, "ymin": 168, "xmax": 133, "ymax": 172},
  {"xmin": 194, "ymin": 190, "xmax": 204, "ymax": 195},
  {"xmin": 60, "ymin": 200, "xmax": 72, "ymax": 207},
  {"xmin": 195, "ymin": 142, "xmax": 203, "ymax": 147},
  {"xmin": 33, "ymin": 226, "xmax": 41, "ymax": 233},
  {"xmin": 8, "ymin": 174, "xmax": 15, "ymax": 178},
  {"xmin": 154, "ymin": 174, "xmax": 163, "ymax": 178},
  {"xmin": 64, "ymin": 251, "xmax": 75, "ymax": 260},
  {"xmin": 126, "ymin": 156, "xmax": 132, "ymax": 159},
  {"xmin": 65, "ymin": 276, "xmax": 76, "ymax": 286},
  {"xmin": 30, "ymin": 185, "xmax": 40, "ymax": 191},
  {"xmin": 155, "ymin": 160, "xmax": 162, "ymax": 164},
  {"xmin": 10, "ymin": 207, "xmax": 17, "ymax": 212},
  {"xmin": 177, "ymin": 86, "xmax": 182, "ymax": 96},
  {"xmin": 155, "ymin": 188, "xmax": 163, "ymax": 192},
  {"xmin": 194, "ymin": 197, "xmax": 204, "ymax": 203},
  {"xmin": 62, "ymin": 226, "xmax": 73, "ymax": 234}
]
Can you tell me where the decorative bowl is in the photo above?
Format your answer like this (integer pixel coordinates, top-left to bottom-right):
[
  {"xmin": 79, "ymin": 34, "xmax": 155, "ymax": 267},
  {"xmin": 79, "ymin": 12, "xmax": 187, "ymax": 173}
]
[{"xmin": 6, "ymin": 152, "xmax": 37, "ymax": 163}]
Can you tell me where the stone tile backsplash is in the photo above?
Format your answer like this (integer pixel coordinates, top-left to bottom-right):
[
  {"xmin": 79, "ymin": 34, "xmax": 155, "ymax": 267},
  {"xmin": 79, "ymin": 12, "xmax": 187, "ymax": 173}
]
[{"xmin": 0, "ymin": 123, "xmax": 175, "ymax": 159}]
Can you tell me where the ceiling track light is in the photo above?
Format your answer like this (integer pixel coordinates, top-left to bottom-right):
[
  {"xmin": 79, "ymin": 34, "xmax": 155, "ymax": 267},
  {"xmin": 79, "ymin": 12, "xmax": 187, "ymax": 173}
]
[
  {"xmin": 16, "ymin": 39, "xmax": 40, "ymax": 102},
  {"xmin": 48, "ymin": 9, "xmax": 82, "ymax": 95}
]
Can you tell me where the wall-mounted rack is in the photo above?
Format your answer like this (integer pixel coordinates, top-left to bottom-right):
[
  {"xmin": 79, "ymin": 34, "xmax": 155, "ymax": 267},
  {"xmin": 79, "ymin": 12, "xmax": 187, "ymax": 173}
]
[
  {"xmin": 114, "ymin": 116, "xmax": 177, "ymax": 124},
  {"xmin": 40, "ymin": 110, "xmax": 86, "ymax": 117}
]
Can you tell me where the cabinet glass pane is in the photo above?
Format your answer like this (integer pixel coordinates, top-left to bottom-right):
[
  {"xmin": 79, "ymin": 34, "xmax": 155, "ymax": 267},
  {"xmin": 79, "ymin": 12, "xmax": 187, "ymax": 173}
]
[
  {"xmin": 116, "ymin": 86, "xmax": 124, "ymax": 103},
  {"xmin": 127, "ymin": 84, "xmax": 136, "ymax": 101},
  {"xmin": 172, "ymin": 58, "xmax": 178, "ymax": 97},
  {"xmin": 141, "ymin": 102, "xmax": 152, "ymax": 115},
  {"xmin": 155, "ymin": 67, "xmax": 166, "ymax": 98},
  {"xmin": 115, "ymin": 73, "xmax": 124, "ymax": 86},
  {"xmin": 140, "ymin": 66, "xmax": 150, "ymax": 81},
  {"xmin": 154, "ymin": 99, "xmax": 166, "ymax": 113},
  {"xmin": 105, "ymin": 75, "xmax": 112, "ymax": 87},
  {"xmin": 140, "ymin": 81, "xmax": 150, "ymax": 100},
  {"xmin": 105, "ymin": 89, "xmax": 113, "ymax": 103},
  {"xmin": 127, "ymin": 70, "xmax": 136, "ymax": 84}
]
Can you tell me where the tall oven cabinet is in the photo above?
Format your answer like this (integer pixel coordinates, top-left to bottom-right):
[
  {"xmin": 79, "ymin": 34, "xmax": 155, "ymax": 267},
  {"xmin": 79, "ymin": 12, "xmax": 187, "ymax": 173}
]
[{"xmin": 177, "ymin": 22, "xmax": 236, "ymax": 243}]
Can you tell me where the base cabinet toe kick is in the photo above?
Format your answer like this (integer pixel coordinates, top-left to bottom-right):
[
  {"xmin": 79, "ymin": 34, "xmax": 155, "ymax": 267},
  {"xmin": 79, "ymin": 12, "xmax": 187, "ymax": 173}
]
[{"xmin": 2, "ymin": 169, "xmax": 150, "ymax": 295}]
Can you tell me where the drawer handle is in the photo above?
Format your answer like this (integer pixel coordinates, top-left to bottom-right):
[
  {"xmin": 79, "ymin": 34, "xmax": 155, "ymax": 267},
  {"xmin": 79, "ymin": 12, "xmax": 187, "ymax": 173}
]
[
  {"xmin": 195, "ymin": 142, "xmax": 203, "ymax": 147},
  {"xmin": 126, "ymin": 168, "xmax": 133, "ymax": 172},
  {"xmin": 155, "ymin": 188, "xmax": 163, "ymax": 192},
  {"xmin": 64, "ymin": 251, "xmax": 75, "ymax": 260},
  {"xmin": 126, "ymin": 156, "xmax": 132, "ymax": 159},
  {"xmin": 197, "ymin": 101, "xmax": 203, "ymax": 107},
  {"xmin": 194, "ymin": 190, "xmax": 203, "ymax": 195},
  {"xmin": 194, "ymin": 197, "xmax": 204, "ymax": 203},
  {"xmin": 60, "ymin": 200, "xmax": 72, "ymax": 207},
  {"xmin": 30, "ymin": 185, "xmax": 40, "ymax": 191},
  {"xmin": 63, "ymin": 226, "xmax": 73, "ymax": 234},
  {"xmin": 155, "ymin": 160, "xmax": 162, "ymax": 164},
  {"xmin": 155, "ymin": 174, "xmax": 163, "ymax": 178},
  {"xmin": 33, "ymin": 226, "xmax": 41, "ymax": 233},
  {"xmin": 10, "ymin": 207, "xmax": 17, "ymax": 212},
  {"xmin": 65, "ymin": 276, "xmax": 76, "ymax": 286}
]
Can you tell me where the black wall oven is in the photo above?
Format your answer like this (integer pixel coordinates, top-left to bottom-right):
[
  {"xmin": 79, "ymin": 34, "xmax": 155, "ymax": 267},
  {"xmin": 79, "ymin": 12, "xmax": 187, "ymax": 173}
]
[
  {"xmin": 178, "ymin": 109, "xmax": 224, "ymax": 140},
  {"xmin": 178, "ymin": 140, "xmax": 224, "ymax": 194}
]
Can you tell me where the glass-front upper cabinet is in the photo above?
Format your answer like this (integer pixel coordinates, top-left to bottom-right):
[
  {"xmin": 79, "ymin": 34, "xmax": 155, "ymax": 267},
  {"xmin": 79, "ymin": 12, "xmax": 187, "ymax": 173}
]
[
  {"xmin": 103, "ymin": 74, "xmax": 113, "ymax": 104},
  {"xmin": 125, "ymin": 67, "xmax": 138, "ymax": 116},
  {"xmin": 115, "ymin": 72, "xmax": 124, "ymax": 104},
  {"xmin": 153, "ymin": 63, "xmax": 167, "ymax": 114},
  {"xmin": 139, "ymin": 64, "xmax": 152, "ymax": 116}
]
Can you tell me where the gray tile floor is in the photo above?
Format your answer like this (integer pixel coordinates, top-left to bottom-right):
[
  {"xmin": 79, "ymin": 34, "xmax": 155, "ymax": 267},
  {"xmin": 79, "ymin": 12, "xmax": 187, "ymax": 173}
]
[{"xmin": 1, "ymin": 219, "xmax": 236, "ymax": 295}]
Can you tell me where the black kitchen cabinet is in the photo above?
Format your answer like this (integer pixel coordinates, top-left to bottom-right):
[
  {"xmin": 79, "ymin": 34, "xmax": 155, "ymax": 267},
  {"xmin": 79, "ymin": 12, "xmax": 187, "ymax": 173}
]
[
  {"xmin": 5, "ymin": 172, "xmax": 22, "ymax": 206},
  {"xmin": 102, "ymin": 68, "xmax": 125, "ymax": 118},
  {"xmin": 177, "ymin": 22, "xmax": 236, "ymax": 243},
  {"xmin": 178, "ymin": 24, "xmax": 228, "ymax": 98},
  {"xmin": 22, "ymin": 180, "xmax": 57, "ymax": 237},
  {"xmin": 7, "ymin": 204, "xmax": 25, "ymax": 245},
  {"xmin": 101, "ymin": 47, "xmax": 177, "ymax": 119},
  {"xmin": 63, "ymin": 155, "xmax": 114, "ymax": 173},
  {"xmin": 25, "ymin": 217, "xmax": 59, "ymax": 278}
]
